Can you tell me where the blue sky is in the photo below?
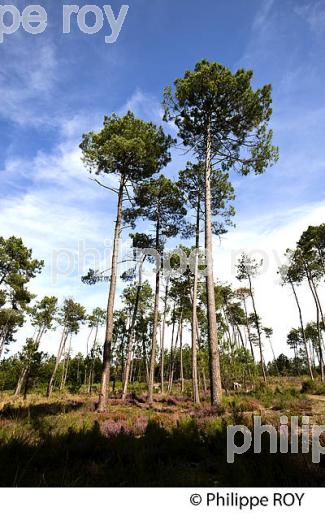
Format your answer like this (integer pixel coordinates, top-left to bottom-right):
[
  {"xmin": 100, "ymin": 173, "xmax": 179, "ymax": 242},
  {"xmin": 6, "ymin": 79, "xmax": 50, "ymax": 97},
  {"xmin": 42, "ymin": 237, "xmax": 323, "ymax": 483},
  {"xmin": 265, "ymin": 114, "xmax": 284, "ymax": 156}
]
[{"xmin": 1, "ymin": 0, "xmax": 325, "ymax": 357}]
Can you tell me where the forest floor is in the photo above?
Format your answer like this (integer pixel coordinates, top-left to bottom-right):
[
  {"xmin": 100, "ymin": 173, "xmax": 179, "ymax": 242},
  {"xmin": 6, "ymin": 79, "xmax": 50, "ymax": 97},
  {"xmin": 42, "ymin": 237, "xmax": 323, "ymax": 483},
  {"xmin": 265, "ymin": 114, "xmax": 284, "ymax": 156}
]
[{"xmin": 0, "ymin": 378, "xmax": 325, "ymax": 486}]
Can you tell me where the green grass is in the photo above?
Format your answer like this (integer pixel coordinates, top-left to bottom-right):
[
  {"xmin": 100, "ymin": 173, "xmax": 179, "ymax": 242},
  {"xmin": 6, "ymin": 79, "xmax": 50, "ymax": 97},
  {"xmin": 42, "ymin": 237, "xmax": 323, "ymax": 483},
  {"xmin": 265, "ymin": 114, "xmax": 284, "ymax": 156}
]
[{"xmin": 0, "ymin": 386, "xmax": 324, "ymax": 486}]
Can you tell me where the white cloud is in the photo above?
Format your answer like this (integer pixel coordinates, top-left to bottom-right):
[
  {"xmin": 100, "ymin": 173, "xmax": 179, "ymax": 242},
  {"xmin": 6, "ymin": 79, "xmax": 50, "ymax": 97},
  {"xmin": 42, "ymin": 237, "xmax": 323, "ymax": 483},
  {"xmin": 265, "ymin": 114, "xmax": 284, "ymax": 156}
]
[
  {"xmin": 0, "ymin": 33, "xmax": 57, "ymax": 125},
  {"xmin": 295, "ymin": 1, "xmax": 325, "ymax": 35}
]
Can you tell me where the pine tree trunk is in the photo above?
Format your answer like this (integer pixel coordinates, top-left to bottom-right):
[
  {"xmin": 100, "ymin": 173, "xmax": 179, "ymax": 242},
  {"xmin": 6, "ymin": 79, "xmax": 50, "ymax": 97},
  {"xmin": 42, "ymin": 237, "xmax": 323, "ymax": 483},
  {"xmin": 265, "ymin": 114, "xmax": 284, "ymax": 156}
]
[
  {"xmin": 180, "ymin": 317, "xmax": 184, "ymax": 393},
  {"xmin": 204, "ymin": 121, "xmax": 222, "ymax": 404},
  {"xmin": 61, "ymin": 334, "xmax": 71, "ymax": 391},
  {"xmin": 191, "ymin": 196, "xmax": 200, "ymax": 404},
  {"xmin": 148, "ymin": 217, "xmax": 161, "ymax": 405},
  {"xmin": 290, "ymin": 280, "xmax": 313, "ymax": 379},
  {"xmin": 122, "ymin": 259, "xmax": 144, "ymax": 400},
  {"xmin": 15, "ymin": 366, "xmax": 28, "ymax": 397},
  {"xmin": 86, "ymin": 327, "xmax": 93, "ymax": 357},
  {"xmin": 15, "ymin": 325, "xmax": 44, "ymax": 397},
  {"xmin": 168, "ymin": 314, "xmax": 182, "ymax": 393},
  {"xmin": 243, "ymin": 297, "xmax": 255, "ymax": 360},
  {"xmin": 0, "ymin": 325, "xmax": 8, "ymax": 360},
  {"xmin": 160, "ymin": 282, "xmax": 169, "ymax": 394},
  {"xmin": 167, "ymin": 305, "xmax": 176, "ymax": 393},
  {"xmin": 47, "ymin": 327, "xmax": 68, "ymax": 397},
  {"xmin": 88, "ymin": 325, "xmax": 99, "ymax": 393},
  {"xmin": 98, "ymin": 176, "xmax": 124, "ymax": 411},
  {"xmin": 248, "ymin": 275, "xmax": 266, "ymax": 381},
  {"xmin": 142, "ymin": 337, "xmax": 149, "ymax": 386},
  {"xmin": 202, "ymin": 368, "xmax": 207, "ymax": 399},
  {"xmin": 306, "ymin": 273, "xmax": 324, "ymax": 380}
]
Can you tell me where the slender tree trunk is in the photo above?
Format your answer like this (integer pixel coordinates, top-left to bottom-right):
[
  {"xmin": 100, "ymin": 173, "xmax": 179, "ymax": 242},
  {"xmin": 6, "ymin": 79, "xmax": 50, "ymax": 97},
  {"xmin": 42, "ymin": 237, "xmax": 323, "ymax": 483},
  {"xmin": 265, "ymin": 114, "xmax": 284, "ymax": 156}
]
[
  {"xmin": 236, "ymin": 324, "xmax": 245, "ymax": 349},
  {"xmin": 160, "ymin": 282, "xmax": 169, "ymax": 393},
  {"xmin": 167, "ymin": 305, "xmax": 176, "ymax": 392},
  {"xmin": 47, "ymin": 327, "xmax": 68, "ymax": 397},
  {"xmin": 142, "ymin": 337, "xmax": 149, "ymax": 386},
  {"xmin": 311, "ymin": 277, "xmax": 325, "ymax": 328},
  {"xmin": 268, "ymin": 338, "xmax": 280, "ymax": 376},
  {"xmin": 248, "ymin": 275, "xmax": 266, "ymax": 381},
  {"xmin": 61, "ymin": 334, "xmax": 72, "ymax": 391},
  {"xmin": 290, "ymin": 280, "xmax": 313, "ymax": 379},
  {"xmin": 202, "ymin": 368, "xmax": 207, "ymax": 399},
  {"xmin": 0, "ymin": 324, "xmax": 8, "ymax": 360},
  {"xmin": 306, "ymin": 273, "xmax": 324, "ymax": 380},
  {"xmin": 180, "ymin": 317, "xmax": 184, "ymax": 393},
  {"xmin": 148, "ymin": 217, "xmax": 160, "ymax": 405},
  {"xmin": 86, "ymin": 327, "xmax": 93, "ymax": 357},
  {"xmin": 15, "ymin": 366, "xmax": 28, "ymax": 397},
  {"xmin": 191, "ymin": 197, "xmax": 201, "ymax": 404},
  {"xmin": 204, "ymin": 121, "xmax": 222, "ymax": 404},
  {"xmin": 122, "ymin": 258, "xmax": 144, "ymax": 400},
  {"xmin": 15, "ymin": 325, "xmax": 45, "ymax": 397},
  {"xmin": 98, "ymin": 176, "xmax": 125, "ymax": 411},
  {"xmin": 88, "ymin": 324, "xmax": 99, "ymax": 393},
  {"xmin": 168, "ymin": 315, "xmax": 182, "ymax": 393},
  {"xmin": 305, "ymin": 263, "xmax": 324, "ymax": 378},
  {"xmin": 243, "ymin": 297, "xmax": 255, "ymax": 360}
]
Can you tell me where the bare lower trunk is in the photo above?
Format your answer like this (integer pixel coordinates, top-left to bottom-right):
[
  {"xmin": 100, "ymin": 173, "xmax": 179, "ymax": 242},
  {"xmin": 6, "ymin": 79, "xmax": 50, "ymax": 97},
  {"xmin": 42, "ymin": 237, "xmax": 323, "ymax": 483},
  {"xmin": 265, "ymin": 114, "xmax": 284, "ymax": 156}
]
[
  {"xmin": 202, "ymin": 368, "xmax": 207, "ymax": 399},
  {"xmin": 142, "ymin": 338, "xmax": 149, "ymax": 386},
  {"xmin": 148, "ymin": 218, "xmax": 160, "ymax": 405},
  {"xmin": 290, "ymin": 280, "xmax": 313, "ymax": 380},
  {"xmin": 98, "ymin": 177, "xmax": 124, "ymax": 411},
  {"xmin": 122, "ymin": 259, "xmax": 144, "ymax": 400},
  {"xmin": 191, "ymin": 196, "xmax": 200, "ymax": 404},
  {"xmin": 243, "ymin": 298, "xmax": 255, "ymax": 360},
  {"xmin": 205, "ymin": 122, "xmax": 222, "ymax": 404},
  {"xmin": 0, "ymin": 325, "xmax": 8, "ymax": 360},
  {"xmin": 86, "ymin": 327, "xmax": 93, "ymax": 357},
  {"xmin": 15, "ymin": 366, "xmax": 28, "ymax": 397},
  {"xmin": 180, "ymin": 318, "xmax": 184, "ymax": 393},
  {"xmin": 60, "ymin": 334, "xmax": 71, "ymax": 391},
  {"xmin": 15, "ymin": 325, "xmax": 45, "ymax": 397},
  {"xmin": 248, "ymin": 275, "xmax": 266, "ymax": 381},
  {"xmin": 160, "ymin": 282, "xmax": 169, "ymax": 393},
  {"xmin": 47, "ymin": 327, "xmax": 68, "ymax": 397},
  {"xmin": 168, "ymin": 316, "xmax": 181, "ymax": 394},
  {"xmin": 88, "ymin": 325, "xmax": 99, "ymax": 394},
  {"xmin": 306, "ymin": 273, "xmax": 324, "ymax": 380}
]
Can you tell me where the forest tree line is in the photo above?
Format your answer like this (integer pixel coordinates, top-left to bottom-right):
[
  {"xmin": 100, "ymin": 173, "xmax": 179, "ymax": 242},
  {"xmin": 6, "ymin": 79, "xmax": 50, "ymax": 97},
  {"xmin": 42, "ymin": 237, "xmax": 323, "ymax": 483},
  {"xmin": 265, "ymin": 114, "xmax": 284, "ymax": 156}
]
[{"xmin": 1, "ymin": 61, "xmax": 324, "ymax": 406}]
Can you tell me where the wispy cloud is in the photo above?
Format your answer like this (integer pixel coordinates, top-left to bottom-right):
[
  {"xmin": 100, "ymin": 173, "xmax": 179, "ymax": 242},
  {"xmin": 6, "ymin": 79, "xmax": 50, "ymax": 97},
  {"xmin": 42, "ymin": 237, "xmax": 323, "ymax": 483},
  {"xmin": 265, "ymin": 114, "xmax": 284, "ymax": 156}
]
[
  {"xmin": 295, "ymin": 1, "xmax": 325, "ymax": 35},
  {"xmin": 0, "ymin": 33, "xmax": 58, "ymax": 125}
]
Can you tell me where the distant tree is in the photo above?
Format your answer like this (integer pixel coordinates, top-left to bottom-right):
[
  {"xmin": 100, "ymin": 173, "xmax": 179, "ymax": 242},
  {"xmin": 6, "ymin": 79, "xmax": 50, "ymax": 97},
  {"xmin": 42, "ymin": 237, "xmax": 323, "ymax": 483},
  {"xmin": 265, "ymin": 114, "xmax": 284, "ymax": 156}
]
[
  {"xmin": 47, "ymin": 298, "xmax": 86, "ymax": 397},
  {"xmin": 279, "ymin": 258, "xmax": 314, "ymax": 379},
  {"xmin": 86, "ymin": 307, "xmax": 106, "ymax": 392},
  {"xmin": 235, "ymin": 287, "xmax": 255, "ymax": 360},
  {"xmin": 14, "ymin": 296, "xmax": 58, "ymax": 397},
  {"xmin": 121, "ymin": 279, "xmax": 153, "ymax": 399},
  {"xmin": 288, "ymin": 245, "xmax": 324, "ymax": 379},
  {"xmin": 0, "ymin": 236, "xmax": 43, "ymax": 357},
  {"xmin": 236, "ymin": 253, "xmax": 266, "ymax": 381},
  {"xmin": 287, "ymin": 328, "xmax": 302, "ymax": 375},
  {"xmin": 14, "ymin": 338, "xmax": 41, "ymax": 397},
  {"xmin": 29, "ymin": 296, "xmax": 58, "ymax": 344},
  {"xmin": 275, "ymin": 353, "xmax": 291, "ymax": 375}
]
